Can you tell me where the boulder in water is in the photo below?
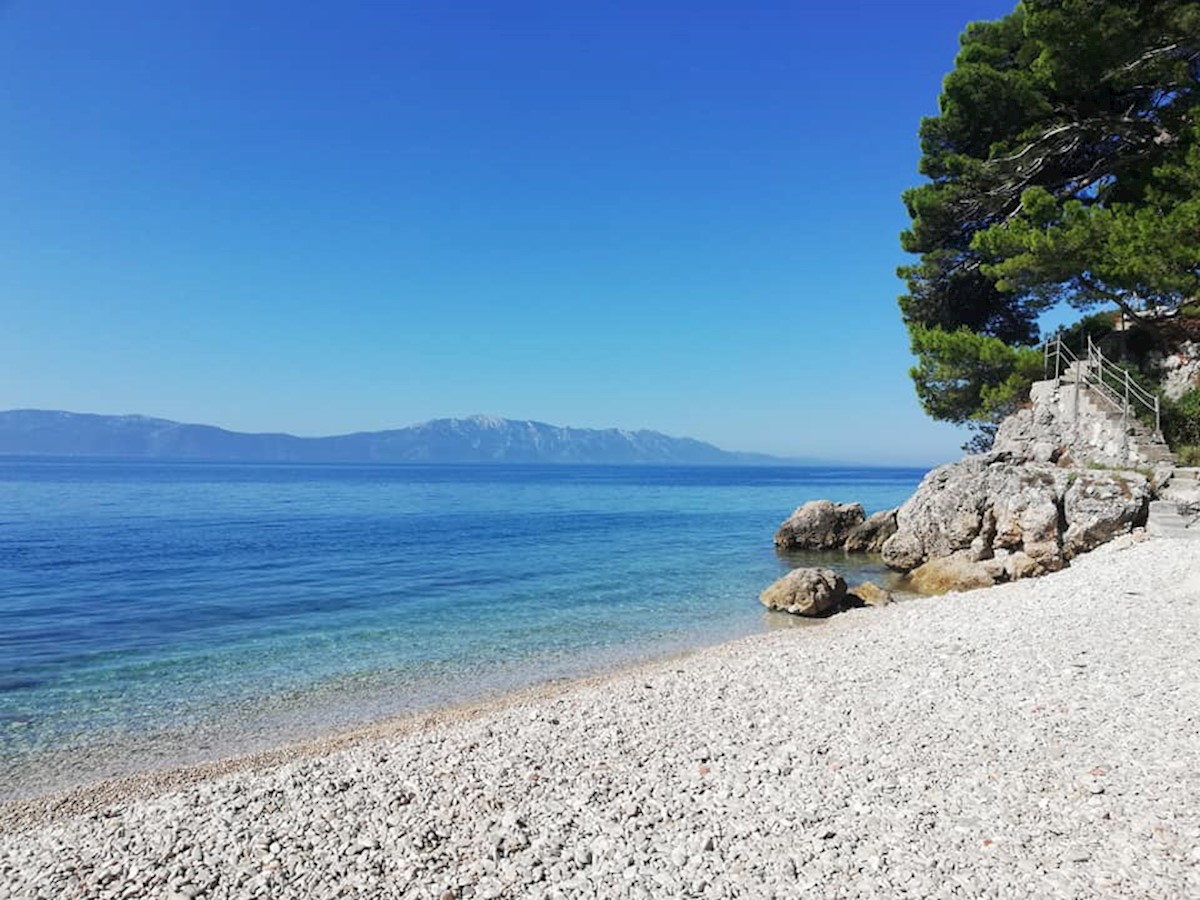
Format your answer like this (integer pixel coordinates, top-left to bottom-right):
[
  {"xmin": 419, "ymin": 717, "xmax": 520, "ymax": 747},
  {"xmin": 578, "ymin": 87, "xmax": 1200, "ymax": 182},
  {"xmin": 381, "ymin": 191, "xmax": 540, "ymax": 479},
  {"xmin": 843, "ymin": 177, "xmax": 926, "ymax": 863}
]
[
  {"xmin": 842, "ymin": 508, "xmax": 898, "ymax": 553},
  {"xmin": 760, "ymin": 567, "xmax": 846, "ymax": 617},
  {"xmin": 774, "ymin": 500, "xmax": 865, "ymax": 551}
]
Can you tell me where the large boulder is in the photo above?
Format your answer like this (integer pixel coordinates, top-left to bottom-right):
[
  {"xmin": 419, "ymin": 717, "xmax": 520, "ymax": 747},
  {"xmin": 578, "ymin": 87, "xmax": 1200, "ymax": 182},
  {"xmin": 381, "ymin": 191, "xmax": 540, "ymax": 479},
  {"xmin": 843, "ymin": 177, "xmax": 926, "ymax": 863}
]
[
  {"xmin": 881, "ymin": 454, "xmax": 1072, "ymax": 574},
  {"xmin": 1061, "ymin": 470, "xmax": 1150, "ymax": 558},
  {"xmin": 993, "ymin": 381, "xmax": 1068, "ymax": 463},
  {"xmin": 878, "ymin": 529, "xmax": 924, "ymax": 571},
  {"xmin": 759, "ymin": 568, "xmax": 847, "ymax": 617},
  {"xmin": 880, "ymin": 447, "xmax": 1150, "ymax": 581},
  {"xmin": 987, "ymin": 466, "xmax": 1064, "ymax": 568},
  {"xmin": 880, "ymin": 453, "xmax": 1002, "ymax": 571},
  {"xmin": 774, "ymin": 500, "xmax": 865, "ymax": 551},
  {"xmin": 907, "ymin": 553, "xmax": 996, "ymax": 595},
  {"xmin": 842, "ymin": 507, "xmax": 899, "ymax": 552}
]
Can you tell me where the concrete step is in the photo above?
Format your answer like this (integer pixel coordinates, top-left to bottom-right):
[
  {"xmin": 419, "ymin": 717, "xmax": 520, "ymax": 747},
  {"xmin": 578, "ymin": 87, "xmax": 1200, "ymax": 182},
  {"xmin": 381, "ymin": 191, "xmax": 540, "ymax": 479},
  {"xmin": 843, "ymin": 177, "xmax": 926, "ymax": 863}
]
[
  {"xmin": 1143, "ymin": 450, "xmax": 1176, "ymax": 463},
  {"xmin": 1054, "ymin": 374, "xmax": 1177, "ymax": 466},
  {"xmin": 1147, "ymin": 500, "xmax": 1200, "ymax": 538}
]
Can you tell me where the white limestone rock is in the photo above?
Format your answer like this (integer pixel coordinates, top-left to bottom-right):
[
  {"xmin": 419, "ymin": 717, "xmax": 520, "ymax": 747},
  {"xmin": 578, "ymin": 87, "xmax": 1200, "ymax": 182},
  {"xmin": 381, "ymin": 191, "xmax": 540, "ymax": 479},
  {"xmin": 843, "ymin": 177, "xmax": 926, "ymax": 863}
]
[{"xmin": 773, "ymin": 500, "xmax": 865, "ymax": 551}]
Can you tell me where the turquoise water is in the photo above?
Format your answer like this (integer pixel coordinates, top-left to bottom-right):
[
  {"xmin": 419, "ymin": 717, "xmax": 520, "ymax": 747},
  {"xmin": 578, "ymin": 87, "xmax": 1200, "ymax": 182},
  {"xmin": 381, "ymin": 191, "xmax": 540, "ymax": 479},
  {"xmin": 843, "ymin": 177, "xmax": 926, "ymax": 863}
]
[{"xmin": 0, "ymin": 460, "xmax": 924, "ymax": 797}]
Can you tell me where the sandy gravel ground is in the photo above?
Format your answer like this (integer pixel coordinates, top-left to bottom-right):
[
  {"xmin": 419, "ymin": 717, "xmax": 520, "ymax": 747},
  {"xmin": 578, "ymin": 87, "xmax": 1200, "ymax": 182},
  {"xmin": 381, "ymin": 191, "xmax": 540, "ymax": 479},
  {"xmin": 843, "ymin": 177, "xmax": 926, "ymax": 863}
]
[{"xmin": 2, "ymin": 536, "xmax": 1198, "ymax": 899}]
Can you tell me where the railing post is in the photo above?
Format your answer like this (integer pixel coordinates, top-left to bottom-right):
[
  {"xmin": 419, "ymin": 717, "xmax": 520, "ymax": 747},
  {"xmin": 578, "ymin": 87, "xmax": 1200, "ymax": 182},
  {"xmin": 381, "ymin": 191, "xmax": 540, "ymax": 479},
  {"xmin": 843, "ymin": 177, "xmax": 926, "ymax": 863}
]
[
  {"xmin": 1054, "ymin": 339, "xmax": 1061, "ymax": 381},
  {"xmin": 1074, "ymin": 358, "xmax": 1080, "ymax": 422},
  {"xmin": 1123, "ymin": 371, "xmax": 1130, "ymax": 458},
  {"xmin": 1156, "ymin": 397, "xmax": 1161, "ymax": 437}
]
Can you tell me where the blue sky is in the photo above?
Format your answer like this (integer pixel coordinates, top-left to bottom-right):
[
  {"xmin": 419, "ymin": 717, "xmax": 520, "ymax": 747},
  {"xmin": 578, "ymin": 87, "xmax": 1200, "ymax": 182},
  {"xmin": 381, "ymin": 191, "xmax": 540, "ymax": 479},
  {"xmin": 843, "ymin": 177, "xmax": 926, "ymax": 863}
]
[{"xmin": 0, "ymin": 0, "xmax": 1019, "ymax": 465}]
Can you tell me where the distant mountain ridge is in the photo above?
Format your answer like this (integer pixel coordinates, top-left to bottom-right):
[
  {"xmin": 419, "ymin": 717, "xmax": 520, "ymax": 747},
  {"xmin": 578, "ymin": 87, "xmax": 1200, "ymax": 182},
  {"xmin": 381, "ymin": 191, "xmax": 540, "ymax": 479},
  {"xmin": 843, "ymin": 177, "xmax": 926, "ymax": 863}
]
[{"xmin": 0, "ymin": 410, "xmax": 804, "ymax": 465}]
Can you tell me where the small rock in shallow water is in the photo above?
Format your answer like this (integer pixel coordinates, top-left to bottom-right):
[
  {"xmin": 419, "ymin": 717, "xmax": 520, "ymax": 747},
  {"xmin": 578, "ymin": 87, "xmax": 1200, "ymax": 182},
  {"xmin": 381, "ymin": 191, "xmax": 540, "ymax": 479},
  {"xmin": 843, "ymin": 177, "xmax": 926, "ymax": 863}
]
[{"xmin": 760, "ymin": 568, "xmax": 846, "ymax": 617}]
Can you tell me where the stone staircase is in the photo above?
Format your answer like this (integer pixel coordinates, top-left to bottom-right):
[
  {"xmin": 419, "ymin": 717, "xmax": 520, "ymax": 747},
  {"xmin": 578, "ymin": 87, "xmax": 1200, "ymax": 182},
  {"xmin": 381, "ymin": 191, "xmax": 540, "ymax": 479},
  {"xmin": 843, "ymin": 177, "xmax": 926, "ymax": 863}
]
[
  {"xmin": 1074, "ymin": 381, "xmax": 1175, "ymax": 464},
  {"xmin": 1149, "ymin": 467, "xmax": 1200, "ymax": 540},
  {"xmin": 1045, "ymin": 334, "xmax": 1175, "ymax": 468},
  {"xmin": 1044, "ymin": 336, "xmax": 1200, "ymax": 539},
  {"xmin": 1056, "ymin": 360, "xmax": 1175, "ymax": 467}
]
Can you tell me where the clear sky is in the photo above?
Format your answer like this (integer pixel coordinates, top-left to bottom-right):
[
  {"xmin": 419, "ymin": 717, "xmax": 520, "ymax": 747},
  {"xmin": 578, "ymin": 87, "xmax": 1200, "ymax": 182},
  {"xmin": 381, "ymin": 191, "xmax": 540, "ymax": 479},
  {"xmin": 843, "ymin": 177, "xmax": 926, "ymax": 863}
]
[{"xmin": 0, "ymin": 0, "xmax": 1019, "ymax": 465}]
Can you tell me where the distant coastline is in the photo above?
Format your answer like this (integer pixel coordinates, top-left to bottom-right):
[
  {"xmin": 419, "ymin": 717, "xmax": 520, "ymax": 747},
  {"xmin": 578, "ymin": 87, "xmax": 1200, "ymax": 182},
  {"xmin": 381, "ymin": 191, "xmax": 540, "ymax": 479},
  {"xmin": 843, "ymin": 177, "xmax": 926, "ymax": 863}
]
[{"xmin": 0, "ymin": 409, "xmax": 825, "ymax": 467}]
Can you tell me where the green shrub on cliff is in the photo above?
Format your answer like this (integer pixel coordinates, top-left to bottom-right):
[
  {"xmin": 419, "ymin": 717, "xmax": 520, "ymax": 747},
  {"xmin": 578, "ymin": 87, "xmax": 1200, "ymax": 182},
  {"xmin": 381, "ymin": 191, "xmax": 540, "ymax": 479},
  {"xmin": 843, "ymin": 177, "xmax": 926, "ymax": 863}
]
[{"xmin": 1162, "ymin": 389, "xmax": 1200, "ymax": 451}]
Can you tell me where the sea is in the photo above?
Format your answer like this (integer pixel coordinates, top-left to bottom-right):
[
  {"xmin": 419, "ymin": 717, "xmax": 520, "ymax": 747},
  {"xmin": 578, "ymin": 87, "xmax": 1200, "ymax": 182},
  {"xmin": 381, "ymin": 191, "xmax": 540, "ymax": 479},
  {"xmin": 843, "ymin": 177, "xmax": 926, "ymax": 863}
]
[{"xmin": 0, "ymin": 459, "xmax": 926, "ymax": 799}]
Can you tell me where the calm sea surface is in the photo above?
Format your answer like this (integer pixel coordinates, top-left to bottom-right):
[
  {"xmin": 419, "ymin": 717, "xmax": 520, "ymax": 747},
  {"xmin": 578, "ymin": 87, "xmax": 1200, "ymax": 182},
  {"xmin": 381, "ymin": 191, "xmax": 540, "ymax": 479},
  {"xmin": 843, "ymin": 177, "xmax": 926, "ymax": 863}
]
[{"xmin": 0, "ymin": 460, "xmax": 925, "ymax": 798}]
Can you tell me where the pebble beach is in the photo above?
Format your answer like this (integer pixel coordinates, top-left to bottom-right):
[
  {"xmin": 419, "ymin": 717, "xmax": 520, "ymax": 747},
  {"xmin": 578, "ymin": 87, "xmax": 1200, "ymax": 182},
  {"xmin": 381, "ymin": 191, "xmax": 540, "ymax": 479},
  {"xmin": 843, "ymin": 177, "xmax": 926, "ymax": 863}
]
[{"xmin": 2, "ymin": 536, "xmax": 1198, "ymax": 899}]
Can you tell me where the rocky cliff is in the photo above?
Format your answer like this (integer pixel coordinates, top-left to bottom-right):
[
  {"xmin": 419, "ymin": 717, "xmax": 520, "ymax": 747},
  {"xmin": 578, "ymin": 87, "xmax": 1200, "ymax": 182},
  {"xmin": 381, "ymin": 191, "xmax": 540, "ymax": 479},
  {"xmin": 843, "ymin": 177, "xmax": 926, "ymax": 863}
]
[
  {"xmin": 1155, "ymin": 339, "xmax": 1200, "ymax": 401},
  {"xmin": 992, "ymin": 379, "xmax": 1172, "ymax": 472},
  {"xmin": 769, "ymin": 376, "xmax": 1167, "ymax": 603},
  {"xmin": 878, "ymin": 451, "xmax": 1149, "ymax": 589},
  {"xmin": 876, "ymin": 377, "xmax": 1160, "ymax": 591}
]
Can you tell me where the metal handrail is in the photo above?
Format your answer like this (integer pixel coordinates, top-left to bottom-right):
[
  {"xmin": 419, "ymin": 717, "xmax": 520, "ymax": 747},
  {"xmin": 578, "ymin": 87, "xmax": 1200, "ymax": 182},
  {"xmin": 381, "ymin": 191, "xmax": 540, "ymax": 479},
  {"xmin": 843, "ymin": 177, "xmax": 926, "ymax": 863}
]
[
  {"xmin": 1043, "ymin": 334, "xmax": 1162, "ymax": 437},
  {"xmin": 1085, "ymin": 335, "xmax": 1161, "ymax": 435}
]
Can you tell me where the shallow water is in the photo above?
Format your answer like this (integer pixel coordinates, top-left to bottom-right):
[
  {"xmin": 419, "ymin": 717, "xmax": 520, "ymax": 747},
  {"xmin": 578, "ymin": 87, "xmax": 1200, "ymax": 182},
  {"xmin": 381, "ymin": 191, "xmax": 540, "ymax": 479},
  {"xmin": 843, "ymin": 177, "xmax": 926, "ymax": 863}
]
[{"xmin": 0, "ymin": 460, "xmax": 924, "ymax": 797}]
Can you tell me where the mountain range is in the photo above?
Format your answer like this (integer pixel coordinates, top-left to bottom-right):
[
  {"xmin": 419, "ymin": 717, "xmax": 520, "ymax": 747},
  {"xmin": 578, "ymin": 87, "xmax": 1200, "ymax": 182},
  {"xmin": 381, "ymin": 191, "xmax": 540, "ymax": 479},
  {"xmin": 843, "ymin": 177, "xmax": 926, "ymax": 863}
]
[{"xmin": 0, "ymin": 410, "xmax": 803, "ymax": 466}]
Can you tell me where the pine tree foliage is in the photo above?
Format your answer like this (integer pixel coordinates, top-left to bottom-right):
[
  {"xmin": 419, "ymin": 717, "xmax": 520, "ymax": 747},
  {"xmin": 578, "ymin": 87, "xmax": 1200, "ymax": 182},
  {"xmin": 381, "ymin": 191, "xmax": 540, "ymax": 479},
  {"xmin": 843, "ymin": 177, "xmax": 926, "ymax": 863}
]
[{"xmin": 900, "ymin": 0, "xmax": 1200, "ymax": 430}]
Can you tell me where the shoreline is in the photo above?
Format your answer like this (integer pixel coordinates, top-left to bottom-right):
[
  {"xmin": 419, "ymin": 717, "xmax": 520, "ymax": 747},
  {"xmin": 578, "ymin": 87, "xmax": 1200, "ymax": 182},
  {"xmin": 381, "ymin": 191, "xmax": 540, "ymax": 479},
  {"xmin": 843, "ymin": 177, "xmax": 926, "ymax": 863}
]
[
  {"xmin": 1, "ymin": 563, "xmax": 881, "ymax": 812},
  {"xmin": 0, "ymin": 612, "xmax": 840, "ymax": 815},
  {"xmin": 0, "ymin": 604, "xmax": 852, "ymax": 832},
  {"xmin": 3, "ymin": 536, "xmax": 1198, "ymax": 897},
  {"xmin": 1, "ymin": 460, "xmax": 923, "ymax": 813},
  {"xmin": 0, "ymin": 645, "xmax": 712, "ymax": 834}
]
